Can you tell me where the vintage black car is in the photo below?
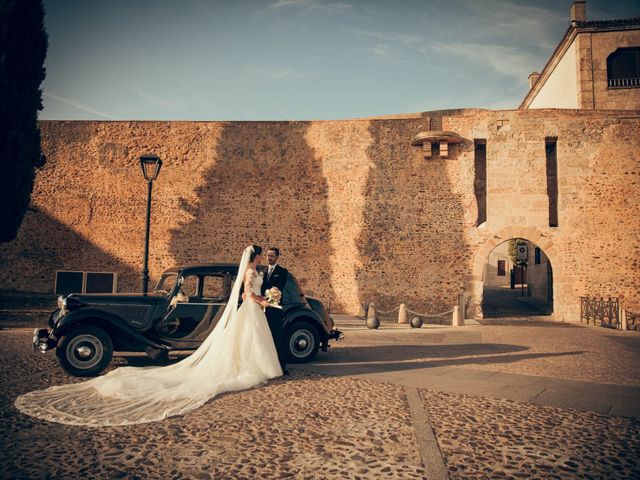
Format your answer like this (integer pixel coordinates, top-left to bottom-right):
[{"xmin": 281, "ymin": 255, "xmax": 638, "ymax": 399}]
[{"xmin": 33, "ymin": 264, "xmax": 341, "ymax": 377}]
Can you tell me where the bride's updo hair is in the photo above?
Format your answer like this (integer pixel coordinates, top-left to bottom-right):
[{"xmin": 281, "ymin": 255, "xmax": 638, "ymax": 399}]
[{"xmin": 249, "ymin": 245, "xmax": 263, "ymax": 262}]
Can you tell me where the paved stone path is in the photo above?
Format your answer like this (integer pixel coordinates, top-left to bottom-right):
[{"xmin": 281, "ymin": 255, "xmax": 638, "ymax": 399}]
[
  {"xmin": 482, "ymin": 285, "xmax": 552, "ymax": 317},
  {"xmin": 299, "ymin": 342, "xmax": 640, "ymax": 418},
  {"xmin": 404, "ymin": 386, "xmax": 449, "ymax": 480},
  {"xmin": 314, "ymin": 315, "xmax": 640, "ymax": 417},
  {"xmin": 421, "ymin": 389, "xmax": 640, "ymax": 480},
  {"xmin": 1, "ymin": 329, "xmax": 427, "ymax": 479},
  {"xmin": 1, "ymin": 311, "xmax": 640, "ymax": 478}
]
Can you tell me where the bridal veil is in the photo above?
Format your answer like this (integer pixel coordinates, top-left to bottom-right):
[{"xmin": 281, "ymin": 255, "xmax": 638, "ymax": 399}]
[{"xmin": 14, "ymin": 246, "xmax": 277, "ymax": 427}]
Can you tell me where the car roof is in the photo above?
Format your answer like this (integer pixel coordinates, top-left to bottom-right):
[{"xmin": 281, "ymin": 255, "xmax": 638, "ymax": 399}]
[{"xmin": 162, "ymin": 264, "xmax": 239, "ymax": 276}]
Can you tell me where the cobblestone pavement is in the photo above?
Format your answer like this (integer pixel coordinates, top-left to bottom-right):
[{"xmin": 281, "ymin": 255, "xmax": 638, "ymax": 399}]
[
  {"xmin": 1, "ymin": 329, "xmax": 426, "ymax": 480},
  {"xmin": 473, "ymin": 317, "xmax": 640, "ymax": 386},
  {"xmin": 422, "ymin": 389, "xmax": 640, "ymax": 480},
  {"xmin": 3, "ymin": 313, "xmax": 640, "ymax": 479},
  {"xmin": 325, "ymin": 316, "xmax": 640, "ymax": 387}
]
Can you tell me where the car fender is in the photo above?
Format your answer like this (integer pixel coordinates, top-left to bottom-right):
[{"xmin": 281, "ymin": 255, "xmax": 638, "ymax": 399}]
[
  {"xmin": 54, "ymin": 308, "xmax": 169, "ymax": 351},
  {"xmin": 283, "ymin": 307, "xmax": 330, "ymax": 338}
]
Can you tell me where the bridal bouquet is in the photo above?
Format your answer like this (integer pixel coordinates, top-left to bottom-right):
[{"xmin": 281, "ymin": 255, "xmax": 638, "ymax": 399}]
[{"xmin": 265, "ymin": 287, "xmax": 283, "ymax": 309}]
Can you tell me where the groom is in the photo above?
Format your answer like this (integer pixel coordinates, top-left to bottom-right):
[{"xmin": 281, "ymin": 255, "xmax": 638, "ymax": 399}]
[{"xmin": 261, "ymin": 247, "xmax": 289, "ymax": 375}]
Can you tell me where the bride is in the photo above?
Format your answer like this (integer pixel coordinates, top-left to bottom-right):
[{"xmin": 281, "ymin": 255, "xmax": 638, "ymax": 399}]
[{"xmin": 14, "ymin": 245, "xmax": 283, "ymax": 426}]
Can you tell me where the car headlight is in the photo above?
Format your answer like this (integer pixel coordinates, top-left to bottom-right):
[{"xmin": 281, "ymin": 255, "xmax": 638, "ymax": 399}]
[{"xmin": 57, "ymin": 295, "xmax": 67, "ymax": 313}]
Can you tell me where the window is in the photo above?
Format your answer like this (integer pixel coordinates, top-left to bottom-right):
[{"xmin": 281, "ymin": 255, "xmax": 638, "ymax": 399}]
[
  {"xmin": 202, "ymin": 275, "xmax": 229, "ymax": 301},
  {"xmin": 607, "ymin": 47, "xmax": 640, "ymax": 88},
  {"xmin": 535, "ymin": 247, "xmax": 542, "ymax": 265},
  {"xmin": 54, "ymin": 270, "xmax": 118, "ymax": 295},
  {"xmin": 85, "ymin": 272, "xmax": 117, "ymax": 293},
  {"xmin": 497, "ymin": 260, "xmax": 506, "ymax": 276},
  {"xmin": 155, "ymin": 273, "xmax": 177, "ymax": 295},
  {"xmin": 55, "ymin": 271, "xmax": 84, "ymax": 295},
  {"xmin": 180, "ymin": 275, "xmax": 198, "ymax": 299},
  {"xmin": 546, "ymin": 137, "xmax": 558, "ymax": 227},
  {"xmin": 474, "ymin": 139, "xmax": 487, "ymax": 226}
]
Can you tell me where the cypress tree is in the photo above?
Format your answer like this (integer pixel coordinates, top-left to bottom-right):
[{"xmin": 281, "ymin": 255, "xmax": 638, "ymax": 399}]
[{"xmin": 0, "ymin": 0, "xmax": 48, "ymax": 242}]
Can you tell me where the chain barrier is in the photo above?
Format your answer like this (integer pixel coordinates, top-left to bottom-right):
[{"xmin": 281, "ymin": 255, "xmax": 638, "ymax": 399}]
[
  {"xmin": 374, "ymin": 305, "xmax": 400, "ymax": 315},
  {"xmin": 407, "ymin": 307, "xmax": 454, "ymax": 318},
  {"xmin": 370, "ymin": 304, "xmax": 455, "ymax": 319}
]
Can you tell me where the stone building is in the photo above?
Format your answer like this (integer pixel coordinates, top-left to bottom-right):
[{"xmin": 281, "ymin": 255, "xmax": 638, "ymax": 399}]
[
  {"xmin": 0, "ymin": 2, "xmax": 638, "ymax": 322},
  {"xmin": 482, "ymin": 242, "xmax": 513, "ymax": 289},
  {"xmin": 521, "ymin": 1, "xmax": 640, "ymax": 109},
  {"xmin": 525, "ymin": 241, "xmax": 553, "ymax": 308}
]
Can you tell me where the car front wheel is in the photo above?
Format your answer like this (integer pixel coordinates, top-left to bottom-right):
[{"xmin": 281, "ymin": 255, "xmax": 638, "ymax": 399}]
[
  {"xmin": 286, "ymin": 322, "xmax": 320, "ymax": 363},
  {"xmin": 56, "ymin": 324, "xmax": 113, "ymax": 377}
]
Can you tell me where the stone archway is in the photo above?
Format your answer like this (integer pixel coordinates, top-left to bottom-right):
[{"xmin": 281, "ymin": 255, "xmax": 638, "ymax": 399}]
[
  {"xmin": 481, "ymin": 239, "xmax": 553, "ymax": 317},
  {"xmin": 465, "ymin": 227, "xmax": 574, "ymax": 321}
]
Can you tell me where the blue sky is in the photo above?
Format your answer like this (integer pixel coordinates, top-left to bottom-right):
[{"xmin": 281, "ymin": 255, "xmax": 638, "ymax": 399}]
[{"xmin": 40, "ymin": 0, "xmax": 640, "ymax": 120}]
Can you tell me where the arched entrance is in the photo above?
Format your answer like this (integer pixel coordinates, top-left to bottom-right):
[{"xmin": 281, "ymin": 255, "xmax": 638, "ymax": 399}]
[
  {"xmin": 466, "ymin": 227, "xmax": 573, "ymax": 321},
  {"xmin": 481, "ymin": 238, "xmax": 553, "ymax": 318}
]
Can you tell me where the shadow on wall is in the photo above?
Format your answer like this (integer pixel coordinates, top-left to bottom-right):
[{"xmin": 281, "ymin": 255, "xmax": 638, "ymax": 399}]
[
  {"xmin": 356, "ymin": 118, "xmax": 472, "ymax": 314},
  {"xmin": 0, "ymin": 208, "xmax": 139, "ymax": 294},
  {"xmin": 168, "ymin": 122, "xmax": 338, "ymax": 308}
]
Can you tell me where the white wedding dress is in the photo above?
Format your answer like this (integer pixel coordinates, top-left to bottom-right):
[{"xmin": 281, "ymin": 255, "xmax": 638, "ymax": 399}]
[{"xmin": 14, "ymin": 246, "xmax": 283, "ymax": 426}]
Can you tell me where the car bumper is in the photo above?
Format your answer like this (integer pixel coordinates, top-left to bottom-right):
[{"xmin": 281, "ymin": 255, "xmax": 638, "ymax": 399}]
[
  {"xmin": 328, "ymin": 328, "xmax": 344, "ymax": 341},
  {"xmin": 32, "ymin": 328, "xmax": 56, "ymax": 353}
]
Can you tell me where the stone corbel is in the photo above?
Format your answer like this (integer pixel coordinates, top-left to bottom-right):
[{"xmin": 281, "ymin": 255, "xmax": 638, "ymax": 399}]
[
  {"xmin": 423, "ymin": 141, "xmax": 432, "ymax": 158},
  {"xmin": 440, "ymin": 140, "xmax": 449, "ymax": 158},
  {"xmin": 411, "ymin": 131, "xmax": 464, "ymax": 159}
]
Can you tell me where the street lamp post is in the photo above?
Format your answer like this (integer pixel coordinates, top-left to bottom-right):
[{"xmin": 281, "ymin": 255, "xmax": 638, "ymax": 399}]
[{"xmin": 139, "ymin": 154, "xmax": 163, "ymax": 294}]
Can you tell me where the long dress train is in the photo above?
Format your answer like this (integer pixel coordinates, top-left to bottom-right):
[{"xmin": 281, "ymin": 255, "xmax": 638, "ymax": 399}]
[{"xmin": 14, "ymin": 246, "xmax": 282, "ymax": 427}]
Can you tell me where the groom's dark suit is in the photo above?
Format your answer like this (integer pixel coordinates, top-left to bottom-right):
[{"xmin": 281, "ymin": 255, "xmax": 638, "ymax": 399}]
[{"xmin": 261, "ymin": 264, "xmax": 289, "ymax": 372}]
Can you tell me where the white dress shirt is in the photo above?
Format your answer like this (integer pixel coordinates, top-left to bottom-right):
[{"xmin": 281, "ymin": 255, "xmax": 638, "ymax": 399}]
[{"xmin": 268, "ymin": 264, "xmax": 277, "ymax": 280}]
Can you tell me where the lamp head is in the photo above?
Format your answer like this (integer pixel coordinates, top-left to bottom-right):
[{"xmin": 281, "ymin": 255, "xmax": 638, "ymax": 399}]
[{"xmin": 139, "ymin": 154, "xmax": 162, "ymax": 181}]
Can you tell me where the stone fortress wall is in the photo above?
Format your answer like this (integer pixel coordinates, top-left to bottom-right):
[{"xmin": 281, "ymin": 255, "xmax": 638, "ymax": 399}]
[{"xmin": 1, "ymin": 108, "xmax": 639, "ymax": 320}]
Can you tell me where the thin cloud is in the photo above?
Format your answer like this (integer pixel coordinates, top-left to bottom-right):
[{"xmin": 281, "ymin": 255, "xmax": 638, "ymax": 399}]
[
  {"xmin": 347, "ymin": 27, "xmax": 423, "ymax": 63},
  {"xmin": 460, "ymin": 0, "xmax": 563, "ymax": 51},
  {"xmin": 368, "ymin": 43, "xmax": 395, "ymax": 61},
  {"xmin": 268, "ymin": 0, "xmax": 351, "ymax": 14},
  {"xmin": 428, "ymin": 43, "xmax": 540, "ymax": 83},
  {"xmin": 245, "ymin": 65, "xmax": 313, "ymax": 80},
  {"xmin": 130, "ymin": 86, "xmax": 186, "ymax": 110},
  {"xmin": 348, "ymin": 28, "xmax": 423, "ymax": 45},
  {"xmin": 43, "ymin": 92, "xmax": 118, "ymax": 120}
]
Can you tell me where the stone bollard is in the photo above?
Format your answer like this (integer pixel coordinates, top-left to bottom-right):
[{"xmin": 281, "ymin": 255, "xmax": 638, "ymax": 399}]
[
  {"xmin": 398, "ymin": 304, "xmax": 408, "ymax": 324},
  {"xmin": 410, "ymin": 316, "xmax": 423, "ymax": 328},
  {"xmin": 366, "ymin": 303, "xmax": 380, "ymax": 329},
  {"xmin": 621, "ymin": 308, "xmax": 628, "ymax": 331},
  {"xmin": 458, "ymin": 291, "xmax": 466, "ymax": 319},
  {"xmin": 452, "ymin": 305, "xmax": 462, "ymax": 327}
]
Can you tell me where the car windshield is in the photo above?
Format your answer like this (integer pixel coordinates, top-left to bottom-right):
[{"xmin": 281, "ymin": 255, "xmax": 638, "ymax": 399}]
[{"xmin": 154, "ymin": 273, "xmax": 178, "ymax": 296}]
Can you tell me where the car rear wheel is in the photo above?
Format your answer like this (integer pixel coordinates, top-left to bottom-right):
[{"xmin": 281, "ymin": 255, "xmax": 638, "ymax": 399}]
[
  {"xmin": 56, "ymin": 325, "xmax": 113, "ymax": 377},
  {"xmin": 285, "ymin": 322, "xmax": 319, "ymax": 363}
]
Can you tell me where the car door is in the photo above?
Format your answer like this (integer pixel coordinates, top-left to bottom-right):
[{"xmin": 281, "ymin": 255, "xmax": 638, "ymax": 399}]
[{"xmin": 156, "ymin": 274, "xmax": 226, "ymax": 347}]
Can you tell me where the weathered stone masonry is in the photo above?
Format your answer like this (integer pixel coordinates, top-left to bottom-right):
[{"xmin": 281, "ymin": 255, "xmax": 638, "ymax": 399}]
[{"xmin": 0, "ymin": 108, "xmax": 638, "ymax": 320}]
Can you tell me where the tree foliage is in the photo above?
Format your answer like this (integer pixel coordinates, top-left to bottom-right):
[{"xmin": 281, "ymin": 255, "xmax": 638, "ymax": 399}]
[
  {"xmin": 508, "ymin": 238, "xmax": 527, "ymax": 264},
  {"xmin": 0, "ymin": 0, "xmax": 47, "ymax": 242}
]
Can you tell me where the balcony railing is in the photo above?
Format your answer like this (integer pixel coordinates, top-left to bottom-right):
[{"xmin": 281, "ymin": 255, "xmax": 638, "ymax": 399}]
[{"xmin": 608, "ymin": 77, "xmax": 640, "ymax": 88}]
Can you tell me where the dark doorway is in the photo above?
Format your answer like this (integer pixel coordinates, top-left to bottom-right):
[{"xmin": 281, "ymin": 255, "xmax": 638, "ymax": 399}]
[{"xmin": 482, "ymin": 238, "xmax": 554, "ymax": 318}]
